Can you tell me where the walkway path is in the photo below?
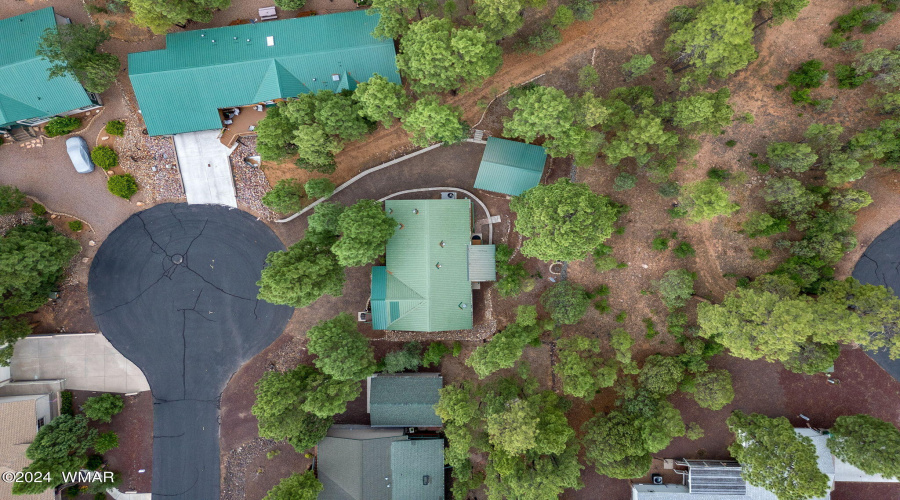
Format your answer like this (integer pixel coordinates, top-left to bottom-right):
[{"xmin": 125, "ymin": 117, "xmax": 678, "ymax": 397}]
[
  {"xmin": 173, "ymin": 131, "xmax": 238, "ymax": 207},
  {"xmin": 10, "ymin": 333, "xmax": 149, "ymax": 393}
]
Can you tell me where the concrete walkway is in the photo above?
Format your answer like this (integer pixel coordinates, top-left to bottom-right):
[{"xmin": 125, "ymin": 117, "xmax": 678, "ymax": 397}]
[
  {"xmin": 173, "ymin": 131, "xmax": 238, "ymax": 207},
  {"xmin": 10, "ymin": 333, "xmax": 149, "ymax": 393}
]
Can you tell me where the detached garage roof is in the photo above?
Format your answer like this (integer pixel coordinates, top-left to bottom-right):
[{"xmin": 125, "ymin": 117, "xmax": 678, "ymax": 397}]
[
  {"xmin": 0, "ymin": 8, "xmax": 93, "ymax": 128},
  {"xmin": 368, "ymin": 374, "xmax": 442, "ymax": 427},
  {"xmin": 128, "ymin": 10, "xmax": 400, "ymax": 136},
  {"xmin": 474, "ymin": 137, "xmax": 547, "ymax": 196}
]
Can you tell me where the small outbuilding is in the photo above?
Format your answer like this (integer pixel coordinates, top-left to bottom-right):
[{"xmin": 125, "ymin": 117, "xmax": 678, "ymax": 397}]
[
  {"xmin": 473, "ymin": 137, "xmax": 548, "ymax": 196},
  {"xmin": 367, "ymin": 373, "xmax": 442, "ymax": 428}
]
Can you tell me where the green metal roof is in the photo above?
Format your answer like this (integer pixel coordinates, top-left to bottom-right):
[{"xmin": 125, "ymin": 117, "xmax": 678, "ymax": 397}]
[
  {"xmin": 371, "ymin": 199, "xmax": 474, "ymax": 332},
  {"xmin": 467, "ymin": 244, "xmax": 496, "ymax": 282},
  {"xmin": 318, "ymin": 433, "xmax": 406, "ymax": 500},
  {"xmin": 473, "ymin": 137, "xmax": 548, "ymax": 196},
  {"xmin": 369, "ymin": 374, "xmax": 443, "ymax": 427},
  {"xmin": 0, "ymin": 8, "xmax": 93, "ymax": 128},
  {"xmin": 390, "ymin": 439, "xmax": 445, "ymax": 500},
  {"xmin": 128, "ymin": 10, "xmax": 400, "ymax": 136}
]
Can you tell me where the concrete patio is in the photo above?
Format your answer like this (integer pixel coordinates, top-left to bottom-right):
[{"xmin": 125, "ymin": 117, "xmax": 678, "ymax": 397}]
[{"xmin": 10, "ymin": 333, "xmax": 150, "ymax": 393}]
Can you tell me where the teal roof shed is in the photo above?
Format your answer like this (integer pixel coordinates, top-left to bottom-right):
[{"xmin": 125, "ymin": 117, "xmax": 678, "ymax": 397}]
[
  {"xmin": 128, "ymin": 10, "xmax": 400, "ymax": 136},
  {"xmin": 0, "ymin": 8, "xmax": 94, "ymax": 128},
  {"xmin": 368, "ymin": 374, "xmax": 443, "ymax": 427},
  {"xmin": 474, "ymin": 137, "xmax": 547, "ymax": 196},
  {"xmin": 371, "ymin": 199, "xmax": 475, "ymax": 332}
]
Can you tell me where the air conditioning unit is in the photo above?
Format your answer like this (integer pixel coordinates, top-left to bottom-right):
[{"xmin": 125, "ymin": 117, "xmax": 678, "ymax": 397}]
[
  {"xmin": 357, "ymin": 312, "xmax": 368, "ymax": 322},
  {"xmin": 441, "ymin": 192, "xmax": 456, "ymax": 200},
  {"xmin": 652, "ymin": 474, "xmax": 663, "ymax": 485}
]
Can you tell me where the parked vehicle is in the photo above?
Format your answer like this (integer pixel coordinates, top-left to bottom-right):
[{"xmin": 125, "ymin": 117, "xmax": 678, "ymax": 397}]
[{"xmin": 65, "ymin": 136, "xmax": 94, "ymax": 173}]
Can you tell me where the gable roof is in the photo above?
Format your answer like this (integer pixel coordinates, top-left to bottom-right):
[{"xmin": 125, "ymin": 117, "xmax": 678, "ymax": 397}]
[
  {"xmin": 368, "ymin": 374, "xmax": 442, "ymax": 427},
  {"xmin": 473, "ymin": 137, "xmax": 547, "ymax": 196},
  {"xmin": 371, "ymin": 199, "xmax": 474, "ymax": 332},
  {"xmin": 128, "ymin": 10, "xmax": 399, "ymax": 136},
  {"xmin": 390, "ymin": 439, "xmax": 445, "ymax": 500},
  {"xmin": 0, "ymin": 8, "xmax": 93, "ymax": 128},
  {"xmin": 0, "ymin": 397, "xmax": 53, "ymax": 500}
]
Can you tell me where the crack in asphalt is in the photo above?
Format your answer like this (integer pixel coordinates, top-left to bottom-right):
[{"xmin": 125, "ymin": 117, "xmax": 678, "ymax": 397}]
[
  {"xmin": 183, "ymin": 264, "xmax": 254, "ymax": 301},
  {"xmin": 94, "ymin": 263, "xmax": 177, "ymax": 317}
]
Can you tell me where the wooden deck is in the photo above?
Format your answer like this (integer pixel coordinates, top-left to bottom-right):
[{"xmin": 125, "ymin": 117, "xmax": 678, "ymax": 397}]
[{"xmin": 219, "ymin": 105, "xmax": 268, "ymax": 147}]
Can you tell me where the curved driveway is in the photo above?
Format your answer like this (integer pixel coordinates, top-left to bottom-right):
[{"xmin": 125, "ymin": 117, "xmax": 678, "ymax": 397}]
[{"xmin": 88, "ymin": 203, "xmax": 292, "ymax": 499}]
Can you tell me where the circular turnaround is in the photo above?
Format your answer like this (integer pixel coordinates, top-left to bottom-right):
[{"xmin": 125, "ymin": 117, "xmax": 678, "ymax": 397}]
[
  {"xmin": 852, "ymin": 218, "xmax": 900, "ymax": 382},
  {"xmin": 88, "ymin": 203, "xmax": 292, "ymax": 499}
]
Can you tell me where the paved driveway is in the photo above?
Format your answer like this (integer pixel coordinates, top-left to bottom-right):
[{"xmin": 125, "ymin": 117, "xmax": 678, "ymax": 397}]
[
  {"xmin": 88, "ymin": 203, "xmax": 292, "ymax": 499},
  {"xmin": 173, "ymin": 131, "xmax": 237, "ymax": 207},
  {"xmin": 10, "ymin": 333, "xmax": 149, "ymax": 393}
]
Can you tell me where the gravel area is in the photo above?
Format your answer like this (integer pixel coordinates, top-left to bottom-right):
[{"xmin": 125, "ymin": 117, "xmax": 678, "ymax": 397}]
[
  {"xmin": 119, "ymin": 126, "xmax": 186, "ymax": 203},
  {"xmin": 230, "ymin": 136, "xmax": 275, "ymax": 220}
]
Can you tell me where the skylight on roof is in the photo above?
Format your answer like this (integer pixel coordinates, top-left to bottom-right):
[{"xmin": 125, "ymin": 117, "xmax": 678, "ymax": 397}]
[{"xmin": 266, "ymin": 36, "xmax": 274, "ymax": 46}]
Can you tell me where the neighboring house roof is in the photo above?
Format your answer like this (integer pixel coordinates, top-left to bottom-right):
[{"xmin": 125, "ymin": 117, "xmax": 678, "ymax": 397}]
[
  {"xmin": 473, "ymin": 137, "xmax": 547, "ymax": 196},
  {"xmin": 0, "ymin": 7, "xmax": 93, "ymax": 128},
  {"xmin": 128, "ymin": 10, "xmax": 400, "ymax": 136},
  {"xmin": 371, "ymin": 199, "xmax": 475, "ymax": 332},
  {"xmin": 390, "ymin": 439, "xmax": 445, "ymax": 500},
  {"xmin": 317, "ymin": 427, "xmax": 444, "ymax": 500},
  {"xmin": 368, "ymin": 374, "xmax": 442, "ymax": 428},
  {"xmin": 0, "ymin": 398, "xmax": 53, "ymax": 500}
]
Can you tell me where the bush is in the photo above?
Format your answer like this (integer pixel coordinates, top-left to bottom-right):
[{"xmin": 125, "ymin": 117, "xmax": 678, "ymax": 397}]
[
  {"xmin": 725, "ymin": 140, "xmax": 737, "ymax": 147},
  {"xmin": 81, "ymin": 394, "xmax": 124, "ymax": 423},
  {"xmin": 105, "ymin": 120, "xmax": 125, "ymax": 137},
  {"xmin": 541, "ymin": 281, "xmax": 591, "ymax": 325},
  {"xmin": 668, "ymin": 206, "xmax": 689, "ymax": 219},
  {"xmin": 578, "ymin": 65, "xmax": 599, "ymax": 89},
  {"xmin": 673, "ymin": 241, "xmax": 696, "ymax": 258},
  {"xmin": 614, "ymin": 172, "xmax": 637, "ymax": 191},
  {"xmin": 787, "ymin": 60, "xmax": 828, "ymax": 89},
  {"xmin": 615, "ymin": 311, "xmax": 627, "ymax": 322},
  {"xmin": 594, "ymin": 255, "xmax": 619, "ymax": 272},
  {"xmin": 107, "ymin": 174, "xmax": 138, "ymax": 199},
  {"xmin": 262, "ymin": 179, "xmax": 304, "ymax": 214},
  {"xmin": 91, "ymin": 146, "xmax": 119, "ymax": 169},
  {"xmin": 707, "ymin": 168, "xmax": 731, "ymax": 182},
  {"xmin": 658, "ymin": 181, "xmax": 680, "ymax": 198},
  {"xmin": 686, "ymin": 422, "xmax": 705, "ymax": 440},
  {"xmin": 68, "ymin": 220, "xmax": 83, "ymax": 232},
  {"xmin": 523, "ymin": 24, "xmax": 561, "ymax": 54},
  {"xmin": 422, "ymin": 342, "xmax": 450, "ymax": 367},
  {"xmin": 85, "ymin": 454, "xmax": 104, "ymax": 470},
  {"xmin": 93, "ymin": 431, "xmax": 119, "ymax": 454},
  {"xmin": 751, "ymin": 247, "xmax": 771, "ymax": 260},
  {"xmin": 43, "ymin": 116, "xmax": 81, "ymax": 137},
  {"xmin": 304, "ymin": 178, "xmax": 335, "ymax": 199},
  {"xmin": 60, "ymin": 391, "xmax": 74, "ymax": 416},
  {"xmin": 31, "ymin": 203, "xmax": 47, "ymax": 216},
  {"xmin": 570, "ymin": 0, "xmax": 598, "ymax": 20},
  {"xmin": 0, "ymin": 185, "xmax": 26, "ymax": 215},
  {"xmin": 652, "ymin": 237, "xmax": 670, "ymax": 251},
  {"xmin": 383, "ymin": 342, "xmax": 422, "ymax": 373},
  {"xmin": 835, "ymin": 64, "xmax": 871, "ymax": 89},
  {"xmin": 495, "ymin": 243, "xmax": 529, "ymax": 298},
  {"xmin": 551, "ymin": 5, "xmax": 575, "ymax": 29},
  {"xmin": 622, "ymin": 54, "xmax": 655, "ymax": 81}
]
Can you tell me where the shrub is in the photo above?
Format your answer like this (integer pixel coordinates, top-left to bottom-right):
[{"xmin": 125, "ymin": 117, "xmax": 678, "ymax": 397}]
[
  {"xmin": 725, "ymin": 140, "xmax": 737, "ymax": 147},
  {"xmin": 85, "ymin": 454, "xmax": 104, "ymax": 470},
  {"xmin": 787, "ymin": 60, "xmax": 828, "ymax": 89},
  {"xmin": 523, "ymin": 24, "xmax": 561, "ymax": 54},
  {"xmin": 107, "ymin": 174, "xmax": 138, "ymax": 199},
  {"xmin": 383, "ymin": 342, "xmax": 422, "ymax": 373},
  {"xmin": 615, "ymin": 311, "xmax": 627, "ymax": 322},
  {"xmin": 594, "ymin": 299, "xmax": 610, "ymax": 314},
  {"xmin": 31, "ymin": 203, "xmax": 47, "ymax": 216},
  {"xmin": 578, "ymin": 65, "xmax": 599, "ymax": 89},
  {"xmin": 551, "ymin": 5, "xmax": 575, "ymax": 29},
  {"xmin": 686, "ymin": 422, "xmax": 705, "ymax": 440},
  {"xmin": 495, "ymin": 243, "xmax": 529, "ymax": 298},
  {"xmin": 0, "ymin": 185, "xmax": 26, "ymax": 214},
  {"xmin": 594, "ymin": 255, "xmax": 619, "ymax": 272},
  {"xmin": 60, "ymin": 391, "xmax": 74, "ymax": 416},
  {"xmin": 93, "ymin": 431, "xmax": 119, "ymax": 454},
  {"xmin": 751, "ymin": 247, "xmax": 771, "ymax": 260},
  {"xmin": 262, "ymin": 179, "xmax": 304, "ymax": 214},
  {"xmin": 673, "ymin": 241, "xmax": 696, "ymax": 258},
  {"xmin": 91, "ymin": 146, "xmax": 119, "ymax": 169},
  {"xmin": 652, "ymin": 237, "xmax": 670, "ymax": 251},
  {"xmin": 105, "ymin": 120, "xmax": 125, "ymax": 137},
  {"xmin": 622, "ymin": 54, "xmax": 655, "ymax": 81},
  {"xmin": 707, "ymin": 168, "xmax": 731, "ymax": 182},
  {"xmin": 304, "ymin": 178, "xmax": 335, "ymax": 199},
  {"xmin": 68, "ymin": 220, "xmax": 83, "ymax": 232},
  {"xmin": 741, "ymin": 112, "xmax": 754, "ymax": 124},
  {"xmin": 422, "ymin": 342, "xmax": 450, "ymax": 368},
  {"xmin": 824, "ymin": 32, "xmax": 846, "ymax": 48},
  {"xmin": 614, "ymin": 172, "xmax": 637, "ymax": 191},
  {"xmin": 658, "ymin": 181, "xmax": 680, "ymax": 198},
  {"xmin": 81, "ymin": 394, "xmax": 124, "ymax": 423},
  {"xmin": 655, "ymin": 269, "xmax": 696, "ymax": 309},
  {"xmin": 835, "ymin": 64, "xmax": 871, "ymax": 89},
  {"xmin": 43, "ymin": 116, "xmax": 81, "ymax": 137},
  {"xmin": 668, "ymin": 206, "xmax": 689, "ymax": 219},
  {"xmin": 570, "ymin": 0, "xmax": 598, "ymax": 20}
]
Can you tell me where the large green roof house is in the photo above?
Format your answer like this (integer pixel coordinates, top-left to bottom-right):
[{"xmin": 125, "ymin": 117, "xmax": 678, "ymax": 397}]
[
  {"xmin": 370, "ymin": 198, "xmax": 495, "ymax": 332},
  {"xmin": 128, "ymin": 10, "xmax": 401, "ymax": 136},
  {"xmin": 0, "ymin": 8, "xmax": 102, "ymax": 135}
]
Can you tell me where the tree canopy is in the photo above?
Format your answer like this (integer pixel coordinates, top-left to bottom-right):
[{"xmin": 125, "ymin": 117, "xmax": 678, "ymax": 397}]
[
  {"xmin": 402, "ymin": 96, "xmax": 469, "ymax": 147},
  {"xmin": 727, "ymin": 411, "xmax": 830, "ymax": 500},
  {"xmin": 332, "ymin": 200, "xmax": 396, "ymax": 267},
  {"xmin": 396, "ymin": 17, "xmax": 502, "ymax": 93},
  {"xmin": 554, "ymin": 335, "xmax": 617, "ymax": 399},
  {"xmin": 541, "ymin": 281, "xmax": 591, "ymax": 325},
  {"xmin": 828, "ymin": 414, "xmax": 900, "ymax": 479},
  {"xmin": 353, "ymin": 74, "xmax": 410, "ymax": 127},
  {"xmin": 257, "ymin": 231, "xmax": 345, "ymax": 308},
  {"xmin": 655, "ymin": 269, "xmax": 696, "ymax": 310},
  {"xmin": 466, "ymin": 306, "xmax": 544, "ymax": 378},
  {"xmin": 683, "ymin": 179, "xmax": 740, "ymax": 222},
  {"xmin": 691, "ymin": 369, "xmax": 734, "ymax": 410},
  {"xmin": 263, "ymin": 471, "xmax": 323, "ymax": 500},
  {"xmin": 37, "ymin": 23, "xmax": 120, "ymax": 93},
  {"xmin": 252, "ymin": 365, "xmax": 336, "ymax": 452},
  {"xmin": 125, "ymin": 0, "xmax": 230, "ymax": 34},
  {"xmin": 80, "ymin": 394, "xmax": 124, "ymax": 423},
  {"xmin": 262, "ymin": 179, "xmax": 305, "ymax": 214},
  {"xmin": 510, "ymin": 179, "xmax": 620, "ymax": 262},
  {"xmin": 306, "ymin": 313, "xmax": 376, "ymax": 381}
]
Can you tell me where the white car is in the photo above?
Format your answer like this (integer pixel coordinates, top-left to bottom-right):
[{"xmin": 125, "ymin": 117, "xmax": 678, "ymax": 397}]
[{"xmin": 65, "ymin": 136, "xmax": 94, "ymax": 173}]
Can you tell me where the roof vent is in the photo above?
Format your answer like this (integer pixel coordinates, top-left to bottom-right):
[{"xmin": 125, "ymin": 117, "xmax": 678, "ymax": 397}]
[
  {"xmin": 435, "ymin": 262, "xmax": 441, "ymax": 269},
  {"xmin": 397, "ymin": 223, "xmax": 404, "ymax": 230},
  {"xmin": 458, "ymin": 302, "xmax": 468, "ymax": 309},
  {"xmin": 388, "ymin": 208, "xmax": 393, "ymax": 214},
  {"xmin": 412, "ymin": 209, "xmax": 419, "ymax": 214},
  {"xmin": 332, "ymin": 74, "xmax": 341, "ymax": 82},
  {"xmin": 439, "ymin": 240, "xmax": 446, "ymax": 248},
  {"xmin": 266, "ymin": 36, "xmax": 274, "ymax": 46}
]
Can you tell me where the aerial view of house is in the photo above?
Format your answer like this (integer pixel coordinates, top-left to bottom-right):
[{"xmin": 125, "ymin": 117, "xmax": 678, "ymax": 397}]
[{"xmin": 2, "ymin": 0, "xmax": 900, "ymax": 499}]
